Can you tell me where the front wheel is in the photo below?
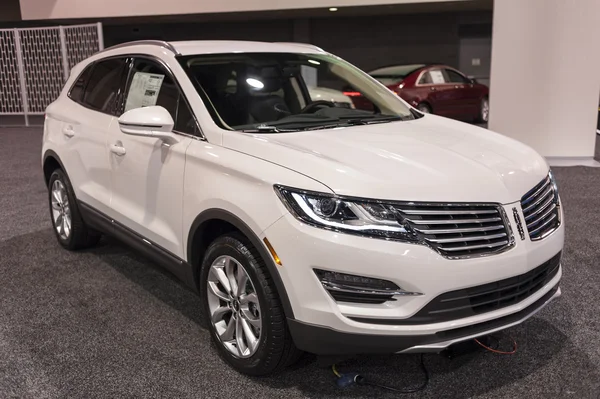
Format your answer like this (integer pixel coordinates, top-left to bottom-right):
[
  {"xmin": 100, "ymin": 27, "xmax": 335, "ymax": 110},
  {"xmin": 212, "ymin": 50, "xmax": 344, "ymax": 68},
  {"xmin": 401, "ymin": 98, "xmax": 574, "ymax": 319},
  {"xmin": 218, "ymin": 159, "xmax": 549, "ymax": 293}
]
[
  {"xmin": 199, "ymin": 233, "xmax": 301, "ymax": 375},
  {"xmin": 416, "ymin": 102, "xmax": 432, "ymax": 114}
]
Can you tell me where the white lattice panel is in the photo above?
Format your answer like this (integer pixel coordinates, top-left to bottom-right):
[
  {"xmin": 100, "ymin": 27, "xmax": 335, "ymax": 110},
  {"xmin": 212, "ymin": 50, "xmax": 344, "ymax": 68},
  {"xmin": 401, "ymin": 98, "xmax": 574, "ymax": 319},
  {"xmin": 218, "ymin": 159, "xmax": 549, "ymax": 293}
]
[
  {"xmin": 19, "ymin": 28, "xmax": 64, "ymax": 114},
  {"xmin": 0, "ymin": 23, "xmax": 102, "ymax": 122},
  {"xmin": 65, "ymin": 25, "xmax": 101, "ymax": 70},
  {"xmin": 0, "ymin": 30, "xmax": 23, "ymax": 114}
]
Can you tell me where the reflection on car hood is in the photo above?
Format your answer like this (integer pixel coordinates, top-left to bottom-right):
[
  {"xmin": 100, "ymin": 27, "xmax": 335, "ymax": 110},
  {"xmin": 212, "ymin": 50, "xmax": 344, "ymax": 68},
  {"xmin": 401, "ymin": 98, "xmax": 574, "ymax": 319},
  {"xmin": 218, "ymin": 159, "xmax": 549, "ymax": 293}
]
[{"xmin": 223, "ymin": 115, "xmax": 549, "ymax": 203}]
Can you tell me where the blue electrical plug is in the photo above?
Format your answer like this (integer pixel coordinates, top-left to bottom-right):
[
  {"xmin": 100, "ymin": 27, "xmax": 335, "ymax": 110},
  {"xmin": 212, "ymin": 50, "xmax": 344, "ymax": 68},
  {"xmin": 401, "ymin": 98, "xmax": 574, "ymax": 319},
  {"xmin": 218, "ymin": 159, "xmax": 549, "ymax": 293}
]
[{"xmin": 336, "ymin": 372, "xmax": 362, "ymax": 388}]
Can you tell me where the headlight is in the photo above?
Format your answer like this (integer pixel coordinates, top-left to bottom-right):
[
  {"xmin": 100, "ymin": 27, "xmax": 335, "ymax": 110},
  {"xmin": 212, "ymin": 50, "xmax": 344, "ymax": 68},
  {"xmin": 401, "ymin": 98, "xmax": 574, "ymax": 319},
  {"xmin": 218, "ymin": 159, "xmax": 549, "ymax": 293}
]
[{"xmin": 274, "ymin": 185, "xmax": 418, "ymax": 242}]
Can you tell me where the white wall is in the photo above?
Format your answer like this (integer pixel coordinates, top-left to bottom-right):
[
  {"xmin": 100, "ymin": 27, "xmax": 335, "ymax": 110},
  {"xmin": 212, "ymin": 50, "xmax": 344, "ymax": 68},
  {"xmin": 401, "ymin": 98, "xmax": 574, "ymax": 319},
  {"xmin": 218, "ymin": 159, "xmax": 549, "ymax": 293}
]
[
  {"xmin": 20, "ymin": 0, "xmax": 470, "ymax": 20},
  {"xmin": 488, "ymin": 0, "xmax": 600, "ymax": 158}
]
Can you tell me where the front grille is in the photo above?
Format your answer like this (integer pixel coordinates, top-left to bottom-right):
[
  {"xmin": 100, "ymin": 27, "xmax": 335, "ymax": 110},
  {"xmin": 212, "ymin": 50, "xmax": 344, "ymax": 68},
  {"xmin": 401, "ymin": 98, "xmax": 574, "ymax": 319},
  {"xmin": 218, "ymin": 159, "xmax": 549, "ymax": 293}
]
[
  {"xmin": 520, "ymin": 175, "xmax": 560, "ymax": 240},
  {"xmin": 392, "ymin": 203, "xmax": 512, "ymax": 258},
  {"xmin": 348, "ymin": 251, "xmax": 562, "ymax": 325}
]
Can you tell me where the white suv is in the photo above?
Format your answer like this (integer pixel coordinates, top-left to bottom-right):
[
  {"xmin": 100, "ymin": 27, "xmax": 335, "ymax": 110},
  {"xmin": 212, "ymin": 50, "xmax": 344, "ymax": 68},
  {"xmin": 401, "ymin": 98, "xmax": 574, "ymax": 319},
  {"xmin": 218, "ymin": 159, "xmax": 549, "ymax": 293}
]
[{"xmin": 42, "ymin": 40, "xmax": 564, "ymax": 375}]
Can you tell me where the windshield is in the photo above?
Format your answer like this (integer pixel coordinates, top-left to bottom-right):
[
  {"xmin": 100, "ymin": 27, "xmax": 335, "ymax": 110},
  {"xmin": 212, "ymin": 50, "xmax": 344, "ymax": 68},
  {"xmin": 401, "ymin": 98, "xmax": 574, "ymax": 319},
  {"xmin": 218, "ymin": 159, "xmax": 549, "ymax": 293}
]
[{"xmin": 178, "ymin": 52, "xmax": 415, "ymax": 132}]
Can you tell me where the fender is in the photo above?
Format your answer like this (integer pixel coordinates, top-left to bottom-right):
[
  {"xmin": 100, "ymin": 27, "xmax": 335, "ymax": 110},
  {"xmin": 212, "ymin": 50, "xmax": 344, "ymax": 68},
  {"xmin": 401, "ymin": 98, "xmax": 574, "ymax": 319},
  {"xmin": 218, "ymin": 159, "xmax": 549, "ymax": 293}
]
[
  {"xmin": 188, "ymin": 208, "xmax": 295, "ymax": 319},
  {"xmin": 42, "ymin": 149, "xmax": 68, "ymax": 186}
]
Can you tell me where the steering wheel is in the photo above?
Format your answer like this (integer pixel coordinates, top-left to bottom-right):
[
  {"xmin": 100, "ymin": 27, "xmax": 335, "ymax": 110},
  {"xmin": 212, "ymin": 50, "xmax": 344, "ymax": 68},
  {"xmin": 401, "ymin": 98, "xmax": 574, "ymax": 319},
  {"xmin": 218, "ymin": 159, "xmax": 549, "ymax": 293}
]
[{"xmin": 300, "ymin": 100, "xmax": 336, "ymax": 114}]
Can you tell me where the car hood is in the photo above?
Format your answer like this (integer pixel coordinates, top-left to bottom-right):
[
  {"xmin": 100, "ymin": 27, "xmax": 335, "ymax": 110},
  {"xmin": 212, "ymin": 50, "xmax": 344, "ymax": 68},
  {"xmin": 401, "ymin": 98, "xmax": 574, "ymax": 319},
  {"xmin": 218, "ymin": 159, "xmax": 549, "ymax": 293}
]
[{"xmin": 223, "ymin": 115, "xmax": 549, "ymax": 203}]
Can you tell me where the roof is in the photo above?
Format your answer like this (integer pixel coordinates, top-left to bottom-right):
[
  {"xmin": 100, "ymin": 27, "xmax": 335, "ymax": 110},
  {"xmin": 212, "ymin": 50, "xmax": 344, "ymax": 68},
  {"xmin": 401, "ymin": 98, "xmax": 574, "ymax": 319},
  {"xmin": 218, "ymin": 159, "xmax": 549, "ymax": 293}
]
[{"xmin": 102, "ymin": 40, "xmax": 326, "ymax": 57}]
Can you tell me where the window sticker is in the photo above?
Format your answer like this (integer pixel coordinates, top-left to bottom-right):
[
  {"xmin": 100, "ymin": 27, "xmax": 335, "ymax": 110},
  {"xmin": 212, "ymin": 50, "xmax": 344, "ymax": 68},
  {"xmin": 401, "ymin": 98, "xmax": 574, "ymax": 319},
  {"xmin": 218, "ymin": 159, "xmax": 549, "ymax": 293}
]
[
  {"xmin": 429, "ymin": 70, "xmax": 445, "ymax": 84},
  {"xmin": 124, "ymin": 72, "xmax": 165, "ymax": 112}
]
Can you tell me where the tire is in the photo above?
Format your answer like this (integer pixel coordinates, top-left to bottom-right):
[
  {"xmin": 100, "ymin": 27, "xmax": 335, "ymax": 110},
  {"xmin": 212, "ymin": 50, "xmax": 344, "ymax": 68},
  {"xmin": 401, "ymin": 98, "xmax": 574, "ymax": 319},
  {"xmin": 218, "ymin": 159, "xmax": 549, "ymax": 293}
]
[
  {"xmin": 477, "ymin": 97, "xmax": 489, "ymax": 123},
  {"xmin": 417, "ymin": 102, "xmax": 432, "ymax": 114},
  {"xmin": 199, "ymin": 233, "xmax": 301, "ymax": 375},
  {"xmin": 48, "ymin": 169, "xmax": 101, "ymax": 250}
]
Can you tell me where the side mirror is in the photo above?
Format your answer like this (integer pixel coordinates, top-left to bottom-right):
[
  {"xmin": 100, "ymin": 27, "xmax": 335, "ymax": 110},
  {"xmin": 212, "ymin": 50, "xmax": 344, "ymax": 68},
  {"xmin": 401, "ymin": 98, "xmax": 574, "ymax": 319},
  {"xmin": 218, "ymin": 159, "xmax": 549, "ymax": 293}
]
[{"xmin": 118, "ymin": 106, "xmax": 178, "ymax": 145}]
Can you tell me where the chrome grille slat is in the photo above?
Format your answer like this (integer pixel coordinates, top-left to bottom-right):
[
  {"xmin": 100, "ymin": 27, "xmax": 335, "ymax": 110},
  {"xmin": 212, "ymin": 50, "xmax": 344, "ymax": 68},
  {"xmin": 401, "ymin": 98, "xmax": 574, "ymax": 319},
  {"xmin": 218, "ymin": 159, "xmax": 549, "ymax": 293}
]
[
  {"xmin": 528, "ymin": 213, "xmax": 558, "ymax": 236},
  {"xmin": 406, "ymin": 217, "xmax": 501, "ymax": 225},
  {"xmin": 521, "ymin": 177, "xmax": 551, "ymax": 205},
  {"xmin": 425, "ymin": 232, "xmax": 507, "ymax": 244},
  {"xmin": 520, "ymin": 174, "xmax": 560, "ymax": 240},
  {"xmin": 441, "ymin": 240, "xmax": 509, "ymax": 252},
  {"xmin": 527, "ymin": 203, "xmax": 557, "ymax": 228},
  {"xmin": 522, "ymin": 186, "xmax": 553, "ymax": 213},
  {"xmin": 401, "ymin": 209, "xmax": 498, "ymax": 215},
  {"xmin": 414, "ymin": 225, "xmax": 505, "ymax": 234},
  {"xmin": 525, "ymin": 195, "xmax": 555, "ymax": 221},
  {"xmin": 390, "ymin": 203, "xmax": 512, "ymax": 258}
]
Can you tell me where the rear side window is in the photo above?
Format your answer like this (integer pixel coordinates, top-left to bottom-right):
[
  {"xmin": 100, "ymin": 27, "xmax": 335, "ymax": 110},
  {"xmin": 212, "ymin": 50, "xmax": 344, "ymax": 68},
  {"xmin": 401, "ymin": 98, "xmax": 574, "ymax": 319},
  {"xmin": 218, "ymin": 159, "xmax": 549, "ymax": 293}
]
[
  {"xmin": 68, "ymin": 66, "xmax": 93, "ymax": 103},
  {"xmin": 82, "ymin": 58, "xmax": 126, "ymax": 114}
]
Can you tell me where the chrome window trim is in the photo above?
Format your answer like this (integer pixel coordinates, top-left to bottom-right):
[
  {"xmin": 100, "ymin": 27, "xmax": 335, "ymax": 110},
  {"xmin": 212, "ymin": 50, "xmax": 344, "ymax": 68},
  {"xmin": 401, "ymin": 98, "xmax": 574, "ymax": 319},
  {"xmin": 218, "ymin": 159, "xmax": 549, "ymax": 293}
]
[{"xmin": 415, "ymin": 67, "xmax": 471, "ymax": 87}]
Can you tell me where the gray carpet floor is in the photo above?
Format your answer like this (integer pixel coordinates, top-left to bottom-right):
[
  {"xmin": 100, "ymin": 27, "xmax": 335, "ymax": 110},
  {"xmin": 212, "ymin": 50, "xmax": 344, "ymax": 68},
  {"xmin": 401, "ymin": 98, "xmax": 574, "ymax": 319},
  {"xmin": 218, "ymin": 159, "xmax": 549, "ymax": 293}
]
[{"xmin": 0, "ymin": 127, "xmax": 599, "ymax": 399}]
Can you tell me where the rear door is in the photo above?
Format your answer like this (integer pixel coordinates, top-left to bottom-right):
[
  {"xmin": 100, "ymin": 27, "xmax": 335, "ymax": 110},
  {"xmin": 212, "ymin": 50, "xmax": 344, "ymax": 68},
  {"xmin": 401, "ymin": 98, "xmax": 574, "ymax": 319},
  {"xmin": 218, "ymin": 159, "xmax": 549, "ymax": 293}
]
[{"xmin": 58, "ymin": 57, "xmax": 127, "ymax": 216}]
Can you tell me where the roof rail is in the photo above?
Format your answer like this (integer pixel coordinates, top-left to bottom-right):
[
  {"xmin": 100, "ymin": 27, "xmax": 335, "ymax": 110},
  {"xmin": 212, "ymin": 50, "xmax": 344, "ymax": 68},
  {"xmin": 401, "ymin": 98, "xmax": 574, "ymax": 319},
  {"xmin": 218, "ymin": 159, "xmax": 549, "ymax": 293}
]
[
  {"xmin": 275, "ymin": 42, "xmax": 325, "ymax": 52},
  {"xmin": 102, "ymin": 40, "xmax": 180, "ymax": 55}
]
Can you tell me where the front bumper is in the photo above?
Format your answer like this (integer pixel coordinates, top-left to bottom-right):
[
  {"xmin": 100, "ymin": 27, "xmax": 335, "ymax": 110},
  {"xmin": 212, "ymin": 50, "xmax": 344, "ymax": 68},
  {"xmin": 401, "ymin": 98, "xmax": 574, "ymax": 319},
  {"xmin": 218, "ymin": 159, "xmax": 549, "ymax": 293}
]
[
  {"xmin": 288, "ymin": 284, "xmax": 560, "ymax": 354},
  {"xmin": 262, "ymin": 201, "xmax": 564, "ymax": 355}
]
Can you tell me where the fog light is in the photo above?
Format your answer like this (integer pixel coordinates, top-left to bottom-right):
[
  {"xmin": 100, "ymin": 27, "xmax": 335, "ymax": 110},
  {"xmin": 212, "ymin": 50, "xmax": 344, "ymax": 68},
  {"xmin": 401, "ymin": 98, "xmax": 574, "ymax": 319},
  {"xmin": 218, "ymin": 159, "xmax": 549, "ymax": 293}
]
[{"xmin": 314, "ymin": 269, "xmax": 422, "ymax": 304}]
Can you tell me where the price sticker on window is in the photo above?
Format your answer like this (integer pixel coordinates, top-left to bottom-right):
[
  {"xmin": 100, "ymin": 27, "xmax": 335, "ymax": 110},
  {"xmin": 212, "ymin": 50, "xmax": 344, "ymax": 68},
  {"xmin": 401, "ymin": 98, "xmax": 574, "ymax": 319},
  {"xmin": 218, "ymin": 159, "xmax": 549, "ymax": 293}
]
[
  {"xmin": 429, "ymin": 70, "xmax": 445, "ymax": 84},
  {"xmin": 124, "ymin": 72, "xmax": 165, "ymax": 112}
]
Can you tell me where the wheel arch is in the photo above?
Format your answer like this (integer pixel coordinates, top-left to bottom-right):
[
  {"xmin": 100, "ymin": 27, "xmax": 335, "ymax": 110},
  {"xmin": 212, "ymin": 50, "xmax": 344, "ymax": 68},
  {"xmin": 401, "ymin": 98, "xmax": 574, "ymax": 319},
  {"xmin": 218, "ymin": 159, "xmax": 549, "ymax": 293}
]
[
  {"xmin": 43, "ymin": 150, "xmax": 67, "ymax": 187},
  {"xmin": 187, "ymin": 208, "xmax": 295, "ymax": 319}
]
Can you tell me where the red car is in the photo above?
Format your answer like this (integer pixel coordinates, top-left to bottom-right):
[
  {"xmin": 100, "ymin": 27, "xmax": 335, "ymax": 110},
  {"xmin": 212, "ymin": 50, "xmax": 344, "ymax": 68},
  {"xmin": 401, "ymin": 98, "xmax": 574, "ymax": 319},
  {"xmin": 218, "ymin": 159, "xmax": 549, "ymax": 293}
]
[{"xmin": 345, "ymin": 64, "xmax": 489, "ymax": 123}]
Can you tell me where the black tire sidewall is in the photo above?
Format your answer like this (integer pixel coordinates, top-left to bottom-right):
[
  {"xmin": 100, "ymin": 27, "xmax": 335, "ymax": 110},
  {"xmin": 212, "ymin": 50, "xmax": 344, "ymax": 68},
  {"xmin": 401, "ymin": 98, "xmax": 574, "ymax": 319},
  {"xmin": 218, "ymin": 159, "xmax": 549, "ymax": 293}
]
[
  {"xmin": 417, "ymin": 103, "xmax": 431, "ymax": 114},
  {"xmin": 199, "ymin": 235, "xmax": 282, "ymax": 375}
]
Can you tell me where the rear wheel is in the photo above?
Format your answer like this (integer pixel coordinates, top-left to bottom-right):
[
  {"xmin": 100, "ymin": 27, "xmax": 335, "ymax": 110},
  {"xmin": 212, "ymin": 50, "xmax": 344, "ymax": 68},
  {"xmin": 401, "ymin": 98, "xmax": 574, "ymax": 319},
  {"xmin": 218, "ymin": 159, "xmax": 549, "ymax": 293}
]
[
  {"xmin": 478, "ymin": 97, "xmax": 490, "ymax": 123},
  {"xmin": 417, "ymin": 102, "xmax": 432, "ymax": 114},
  {"xmin": 48, "ymin": 169, "xmax": 101, "ymax": 250},
  {"xmin": 200, "ymin": 233, "xmax": 301, "ymax": 375}
]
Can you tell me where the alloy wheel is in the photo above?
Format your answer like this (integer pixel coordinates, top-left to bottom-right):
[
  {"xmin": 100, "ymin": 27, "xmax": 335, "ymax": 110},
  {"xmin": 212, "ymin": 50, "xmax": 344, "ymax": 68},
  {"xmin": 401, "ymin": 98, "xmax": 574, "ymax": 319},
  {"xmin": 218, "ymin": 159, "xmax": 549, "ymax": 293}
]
[
  {"xmin": 206, "ymin": 255, "xmax": 262, "ymax": 358},
  {"xmin": 51, "ymin": 180, "xmax": 71, "ymax": 240}
]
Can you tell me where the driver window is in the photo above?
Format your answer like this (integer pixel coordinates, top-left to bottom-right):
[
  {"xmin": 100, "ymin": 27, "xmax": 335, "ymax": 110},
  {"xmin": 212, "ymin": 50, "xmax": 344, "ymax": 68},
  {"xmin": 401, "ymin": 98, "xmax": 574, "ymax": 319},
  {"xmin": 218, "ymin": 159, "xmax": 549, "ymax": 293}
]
[{"xmin": 123, "ymin": 58, "xmax": 199, "ymax": 135}]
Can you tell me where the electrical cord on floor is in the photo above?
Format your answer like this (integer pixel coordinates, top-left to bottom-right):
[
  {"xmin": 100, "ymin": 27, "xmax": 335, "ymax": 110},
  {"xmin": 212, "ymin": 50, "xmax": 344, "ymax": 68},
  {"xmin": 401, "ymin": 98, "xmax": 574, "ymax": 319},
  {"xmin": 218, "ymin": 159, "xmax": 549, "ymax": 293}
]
[
  {"xmin": 331, "ymin": 334, "xmax": 516, "ymax": 393},
  {"xmin": 474, "ymin": 334, "xmax": 518, "ymax": 355},
  {"xmin": 332, "ymin": 353, "xmax": 429, "ymax": 393}
]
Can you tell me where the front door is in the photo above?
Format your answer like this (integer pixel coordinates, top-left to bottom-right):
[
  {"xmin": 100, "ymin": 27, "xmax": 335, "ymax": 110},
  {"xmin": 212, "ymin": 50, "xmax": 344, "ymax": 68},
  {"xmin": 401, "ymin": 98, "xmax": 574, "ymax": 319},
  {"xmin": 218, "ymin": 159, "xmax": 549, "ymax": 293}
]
[
  {"xmin": 444, "ymin": 68, "xmax": 479, "ymax": 119},
  {"xmin": 108, "ymin": 57, "xmax": 199, "ymax": 258},
  {"xmin": 422, "ymin": 68, "xmax": 461, "ymax": 118}
]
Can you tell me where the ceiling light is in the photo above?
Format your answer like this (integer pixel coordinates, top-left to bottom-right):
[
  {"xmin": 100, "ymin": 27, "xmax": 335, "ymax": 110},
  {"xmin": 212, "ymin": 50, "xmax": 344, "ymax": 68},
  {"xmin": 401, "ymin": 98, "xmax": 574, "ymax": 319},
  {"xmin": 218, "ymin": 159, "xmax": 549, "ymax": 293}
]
[
  {"xmin": 329, "ymin": 7, "xmax": 338, "ymax": 11},
  {"xmin": 308, "ymin": 59, "xmax": 321, "ymax": 65},
  {"xmin": 246, "ymin": 78, "xmax": 264, "ymax": 89}
]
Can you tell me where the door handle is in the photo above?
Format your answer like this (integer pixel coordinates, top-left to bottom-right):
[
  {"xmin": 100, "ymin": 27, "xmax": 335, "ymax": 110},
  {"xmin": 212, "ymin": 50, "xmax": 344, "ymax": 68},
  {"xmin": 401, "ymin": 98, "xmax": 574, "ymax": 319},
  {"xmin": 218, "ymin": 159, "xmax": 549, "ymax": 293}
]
[
  {"xmin": 63, "ymin": 126, "xmax": 75, "ymax": 138},
  {"xmin": 430, "ymin": 87, "xmax": 436, "ymax": 91},
  {"xmin": 110, "ymin": 143, "xmax": 126, "ymax": 156}
]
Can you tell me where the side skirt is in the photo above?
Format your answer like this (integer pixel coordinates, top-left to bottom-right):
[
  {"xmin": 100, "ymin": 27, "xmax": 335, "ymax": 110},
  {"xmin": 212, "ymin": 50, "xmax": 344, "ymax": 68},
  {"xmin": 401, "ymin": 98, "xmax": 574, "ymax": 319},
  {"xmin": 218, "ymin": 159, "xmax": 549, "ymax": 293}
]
[{"xmin": 78, "ymin": 201, "xmax": 197, "ymax": 292}]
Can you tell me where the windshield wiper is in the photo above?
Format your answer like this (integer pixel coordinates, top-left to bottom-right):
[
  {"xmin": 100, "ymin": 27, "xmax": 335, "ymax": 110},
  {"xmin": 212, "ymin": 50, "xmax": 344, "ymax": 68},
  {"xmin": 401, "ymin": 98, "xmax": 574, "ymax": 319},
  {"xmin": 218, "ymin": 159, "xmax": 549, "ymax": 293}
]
[
  {"xmin": 338, "ymin": 115, "xmax": 408, "ymax": 125},
  {"xmin": 240, "ymin": 125, "xmax": 299, "ymax": 133}
]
